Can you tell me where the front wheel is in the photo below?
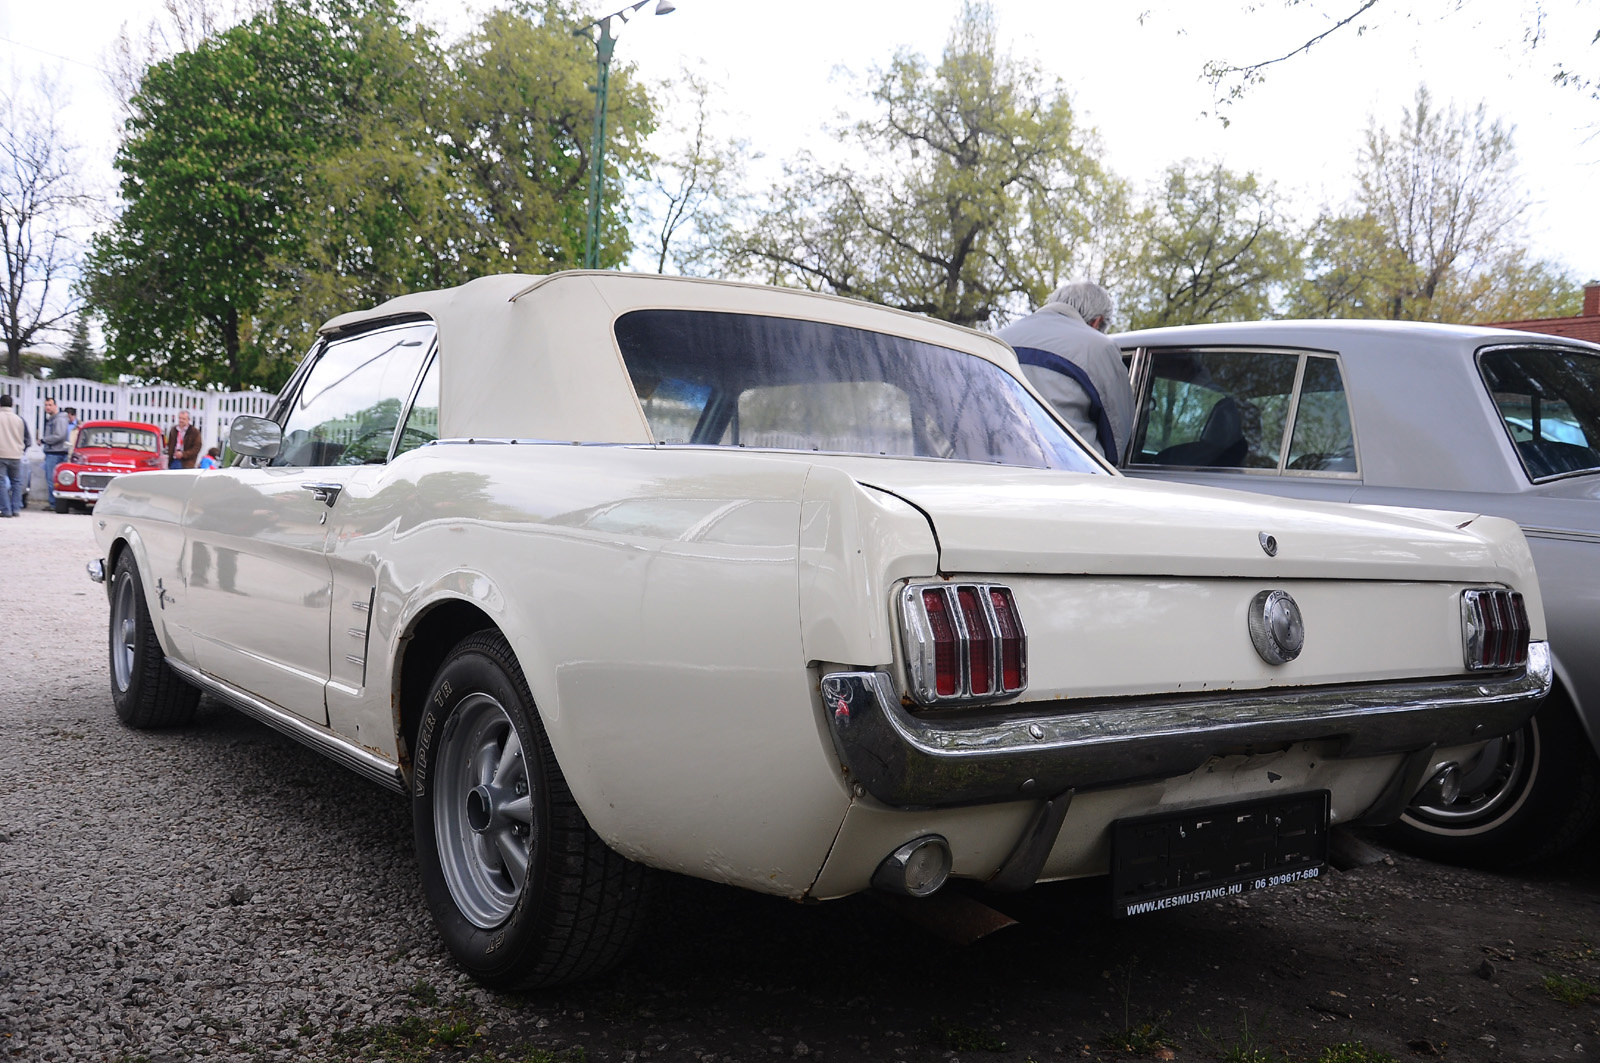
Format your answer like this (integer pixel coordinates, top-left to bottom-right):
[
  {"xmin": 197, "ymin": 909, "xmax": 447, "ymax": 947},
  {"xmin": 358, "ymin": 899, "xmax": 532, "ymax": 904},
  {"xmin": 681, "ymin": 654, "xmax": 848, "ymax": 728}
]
[
  {"xmin": 411, "ymin": 631, "xmax": 651, "ymax": 988},
  {"xmin": 108, "ymin": 551, "xmax": 200, "ymax": 728},
  {"xmin": 1384, "ymin": 693, "xmax": 1600, "ymax": 866}
]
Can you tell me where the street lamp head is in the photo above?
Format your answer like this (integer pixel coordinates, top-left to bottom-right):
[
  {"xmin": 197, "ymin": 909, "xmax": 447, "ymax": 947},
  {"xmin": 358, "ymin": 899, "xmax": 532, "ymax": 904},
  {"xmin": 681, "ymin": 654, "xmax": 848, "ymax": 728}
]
[{"xmin": 654, "ymin": 1, "xmax": 676, "ymax": 13}]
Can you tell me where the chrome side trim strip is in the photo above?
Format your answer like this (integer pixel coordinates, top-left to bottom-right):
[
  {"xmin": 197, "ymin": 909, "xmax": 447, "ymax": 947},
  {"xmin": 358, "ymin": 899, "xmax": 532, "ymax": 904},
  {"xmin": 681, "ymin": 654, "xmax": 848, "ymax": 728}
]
[
  {"xmin": 166, "ymin": 659, "xmax": 405, "ymax": 794},
  {"xmin": 822, "ymin": 641, "xmax": 1552, "ymax": 809},
  {"xmin": 1522, "ymin": 526, "xmax": 1600, "ymax": 546}
]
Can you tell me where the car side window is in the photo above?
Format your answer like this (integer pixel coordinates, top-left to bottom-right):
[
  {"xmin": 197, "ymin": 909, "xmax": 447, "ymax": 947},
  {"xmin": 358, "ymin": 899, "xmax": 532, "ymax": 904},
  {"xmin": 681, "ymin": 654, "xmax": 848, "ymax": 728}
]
[
  {"xmin": 394, "ymin": 353, "xmax": 440, "ymax": 458},
  {"xmin": 1130, "ymin": 348, "xmax": 1357, "ymax": 476},
  {"xmin": 272, "ymin": 321, "xmax": 436, "ymax": 468},
  {"xmin": 1479, "ymin": 346, "xmax": 1600, "ymax": 480},
  {"xmin": 1130, "ymin": 349, "xmax": 1295, "ymax": 469},
  {"xmin": 1285, "ymin": 356, "xmax": 1357, "ymax": 472}
]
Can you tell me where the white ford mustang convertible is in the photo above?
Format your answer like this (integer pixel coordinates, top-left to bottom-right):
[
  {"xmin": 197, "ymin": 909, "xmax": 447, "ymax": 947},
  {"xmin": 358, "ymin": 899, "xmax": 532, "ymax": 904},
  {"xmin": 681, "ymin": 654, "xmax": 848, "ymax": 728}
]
[{"xmin": 90, "ymin": 273, "xmax": 1550, "ymax": 987}]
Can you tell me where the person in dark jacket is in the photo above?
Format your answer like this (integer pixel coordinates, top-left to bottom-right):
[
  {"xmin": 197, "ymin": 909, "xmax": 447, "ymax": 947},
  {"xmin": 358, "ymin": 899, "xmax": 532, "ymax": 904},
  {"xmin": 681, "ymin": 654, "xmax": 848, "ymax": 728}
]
[{"xmin": 165, "ymin": 410, "xmax": 202, "ymax": 469}]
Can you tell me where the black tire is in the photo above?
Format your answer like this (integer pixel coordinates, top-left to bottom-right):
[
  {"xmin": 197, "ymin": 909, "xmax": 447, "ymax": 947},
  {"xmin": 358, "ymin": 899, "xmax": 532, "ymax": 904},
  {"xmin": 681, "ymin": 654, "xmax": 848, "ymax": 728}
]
[
  {"xmin": 108, "ymin": 551, "xmax": 201, "ymax": 728},
  {"xmin": 53, "ymin": 497, "xmax": 69, "ymax": 514},
  {"xmin": 1383, "ymin": 692, "xmax": 1600, "ymax": 866},
  {"xmin": 411, "ymin": 630, "xmax": 651, "ymax": 988}
]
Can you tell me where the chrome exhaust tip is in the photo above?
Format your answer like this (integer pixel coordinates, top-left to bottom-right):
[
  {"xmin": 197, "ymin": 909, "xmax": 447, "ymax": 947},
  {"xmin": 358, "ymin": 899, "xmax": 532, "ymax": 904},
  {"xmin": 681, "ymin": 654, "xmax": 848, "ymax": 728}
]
[
  {"xmin": 1425, "ymin": 763, "xmax": 1462, "ymax": 806},
  {"xmin": 871, "ymin": 835, "xmax": 952, "ymax": 898}
]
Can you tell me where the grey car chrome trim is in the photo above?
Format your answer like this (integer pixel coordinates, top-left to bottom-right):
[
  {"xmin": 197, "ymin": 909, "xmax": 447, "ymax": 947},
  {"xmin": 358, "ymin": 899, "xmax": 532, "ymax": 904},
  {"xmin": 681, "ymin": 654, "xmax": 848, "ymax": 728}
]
[
  {"xmin": 1521, "ymin": 526, "xmax": 1600, "ymax": 545},
  {"xmin": 166, "ymin": 659, "xmax": 406, "ymax": 794},
  {"xmin": 821, "ymin": 641, "xmax": 1551, "ymax": 809}
]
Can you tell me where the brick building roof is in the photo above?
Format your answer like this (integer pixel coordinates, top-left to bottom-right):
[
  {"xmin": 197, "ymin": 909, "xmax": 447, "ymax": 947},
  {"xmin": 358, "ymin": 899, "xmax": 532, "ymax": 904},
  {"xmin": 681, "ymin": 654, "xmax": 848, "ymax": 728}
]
[{"xmin": 1482, "ymin": 282, "xmax": 1600, "ymax": 344}]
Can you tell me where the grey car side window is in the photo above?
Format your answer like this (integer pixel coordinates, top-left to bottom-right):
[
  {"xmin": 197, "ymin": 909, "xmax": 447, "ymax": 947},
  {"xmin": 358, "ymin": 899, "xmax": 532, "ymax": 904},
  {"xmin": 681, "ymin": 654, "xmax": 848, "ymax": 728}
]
[{"xmin": 1131, "ymin": 348, "xmax": 1357, "ymax": 476}]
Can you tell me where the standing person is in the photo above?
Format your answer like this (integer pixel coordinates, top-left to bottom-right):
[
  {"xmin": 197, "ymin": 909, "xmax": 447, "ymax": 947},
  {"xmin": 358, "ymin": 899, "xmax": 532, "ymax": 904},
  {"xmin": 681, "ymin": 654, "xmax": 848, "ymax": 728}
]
[
  {"xmin": 64, "ymin": 407, "xmax": 80, "ymax": 452},
  {"xmin": 0, "ymin": 395, "xmax": 28, "ymax": 517},
  {"xmin": 997, "ymin": 280, "xmax": 1134, "ymax": 464},
  {"xmin": 40, "ymin": 398, "xmax": 71, "ymax": 508},
  {"xmin": 165, "ymin": 410, "xmax": 202, "ymax": 469}
]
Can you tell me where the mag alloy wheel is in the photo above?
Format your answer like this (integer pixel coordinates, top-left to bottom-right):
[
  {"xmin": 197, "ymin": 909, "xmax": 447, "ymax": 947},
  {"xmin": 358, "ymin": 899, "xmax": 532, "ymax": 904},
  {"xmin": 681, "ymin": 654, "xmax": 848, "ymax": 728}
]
[
  {"xmin": 111, "ymin": 569, "xmax": 139, "ymax": 694},
  {"xmin": 432, "ymin": 691, "xmax": 535, "ymax": 928}
]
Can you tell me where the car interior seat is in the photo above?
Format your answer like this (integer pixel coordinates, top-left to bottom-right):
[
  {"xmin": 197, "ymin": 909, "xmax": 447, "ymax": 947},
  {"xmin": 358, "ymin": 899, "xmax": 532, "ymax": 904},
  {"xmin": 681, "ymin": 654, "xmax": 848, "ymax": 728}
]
[{"xmin": 1150, "ymin": 396, "xmax": 1249, "ymax": 468}]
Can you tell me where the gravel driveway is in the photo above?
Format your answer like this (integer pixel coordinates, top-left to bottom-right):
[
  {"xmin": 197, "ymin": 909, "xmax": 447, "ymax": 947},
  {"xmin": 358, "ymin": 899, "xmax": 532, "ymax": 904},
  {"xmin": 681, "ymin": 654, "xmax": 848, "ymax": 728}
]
[{"xmin": 3, "ymin": 503, "xmax": 1598, "ymax": 1063}]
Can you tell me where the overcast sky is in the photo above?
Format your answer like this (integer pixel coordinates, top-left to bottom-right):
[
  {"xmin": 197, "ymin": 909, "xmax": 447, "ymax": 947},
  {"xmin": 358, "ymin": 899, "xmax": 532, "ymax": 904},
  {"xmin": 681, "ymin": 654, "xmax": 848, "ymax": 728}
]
[{"xmin": 3, "ymin": 0, "xmax": 1597, "ymax": 312}]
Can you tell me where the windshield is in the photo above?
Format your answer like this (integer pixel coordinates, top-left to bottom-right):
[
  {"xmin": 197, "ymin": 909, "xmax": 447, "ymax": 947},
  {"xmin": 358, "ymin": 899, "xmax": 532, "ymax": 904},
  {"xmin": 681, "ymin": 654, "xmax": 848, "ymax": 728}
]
[
  {"xmin": 1478, "ymin": 346, "xmax": 1600, "ymax": 481},
  {"xmin": 75, "ymin": 426, "xmax": 160, "ymax": 453},
  {"xmin": 614, "ymin": 309, "xmax": 1100, "ymax": 472}
]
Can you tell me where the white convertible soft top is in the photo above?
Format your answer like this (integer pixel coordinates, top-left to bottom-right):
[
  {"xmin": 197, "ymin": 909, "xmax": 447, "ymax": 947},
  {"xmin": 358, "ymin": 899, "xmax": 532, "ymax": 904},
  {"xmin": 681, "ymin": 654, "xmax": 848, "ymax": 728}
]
[{"xmin": 318, "ymin": 272, "xmax": 1022, "ymax": 443}]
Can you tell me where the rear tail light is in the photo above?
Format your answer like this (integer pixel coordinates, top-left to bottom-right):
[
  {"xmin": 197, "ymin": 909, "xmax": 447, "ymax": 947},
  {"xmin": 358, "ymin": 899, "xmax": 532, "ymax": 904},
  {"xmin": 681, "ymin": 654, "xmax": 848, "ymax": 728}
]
[
  {"xmin": 900, "ymin": 582, "xmax": 1028, "ymax": 705},
  {"xmin": 1460, "ymin": 588, "xmax": 1530, "ymax": 671}
]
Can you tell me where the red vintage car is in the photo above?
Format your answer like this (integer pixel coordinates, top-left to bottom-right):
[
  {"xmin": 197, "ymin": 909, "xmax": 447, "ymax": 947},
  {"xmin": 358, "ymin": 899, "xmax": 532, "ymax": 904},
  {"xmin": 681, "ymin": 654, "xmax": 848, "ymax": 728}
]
[{"xmin": 52, "ymin": 420, "xmax": 166, "ymax": 513}]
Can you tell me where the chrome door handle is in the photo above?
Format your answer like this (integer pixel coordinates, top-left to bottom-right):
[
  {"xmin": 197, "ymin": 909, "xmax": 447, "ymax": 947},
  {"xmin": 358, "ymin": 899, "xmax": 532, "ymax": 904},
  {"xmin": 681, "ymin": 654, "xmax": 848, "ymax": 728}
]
[{"xmin": 301, "ymin": 482, "xmax": 343, "ymax": 507}]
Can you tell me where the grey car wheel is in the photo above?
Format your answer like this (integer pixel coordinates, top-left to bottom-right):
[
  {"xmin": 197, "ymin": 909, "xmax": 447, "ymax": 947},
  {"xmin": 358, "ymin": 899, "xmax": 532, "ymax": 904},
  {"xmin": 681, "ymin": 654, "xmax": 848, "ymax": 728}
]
[
  {"xmin": 1387, "ymin": 693, "xmax": 1600, "ymax": 866},
  {"xmin": 107, "ymin": 551, "xmax": 200, "ymax": 728},
  {"xmin": 432, "ymin": 691, "xmax": 535, "ymax": 929},
  {"xmin": 411, "ymin": 630, "xmax": 652, "ymax": 987}
]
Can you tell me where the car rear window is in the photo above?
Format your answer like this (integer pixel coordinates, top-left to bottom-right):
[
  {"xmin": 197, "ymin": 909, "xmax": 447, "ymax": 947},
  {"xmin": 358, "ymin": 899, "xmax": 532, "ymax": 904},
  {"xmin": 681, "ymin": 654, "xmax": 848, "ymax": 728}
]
[
  {"xmin": 1478, "ymin": 346, "xmax": 1600, "ymax": 481},
  {"xmin": 613, "ymin": 309, "xmax": 1101, "ymax": 472}
]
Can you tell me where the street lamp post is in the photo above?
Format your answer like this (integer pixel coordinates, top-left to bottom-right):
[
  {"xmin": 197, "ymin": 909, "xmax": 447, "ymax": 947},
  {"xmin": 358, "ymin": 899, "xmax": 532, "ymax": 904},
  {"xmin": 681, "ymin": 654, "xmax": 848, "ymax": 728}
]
[{"xmin": 575, "ymin": 0, "xmax": 676, "ymax": 270}]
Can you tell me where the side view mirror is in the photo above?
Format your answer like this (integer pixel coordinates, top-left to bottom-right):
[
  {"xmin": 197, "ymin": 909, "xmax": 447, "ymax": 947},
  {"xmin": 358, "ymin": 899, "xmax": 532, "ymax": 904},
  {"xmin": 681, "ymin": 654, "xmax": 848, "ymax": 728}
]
[{"xmin": 229, "ymin": 415, "xmax": 282, "ymax": 459}]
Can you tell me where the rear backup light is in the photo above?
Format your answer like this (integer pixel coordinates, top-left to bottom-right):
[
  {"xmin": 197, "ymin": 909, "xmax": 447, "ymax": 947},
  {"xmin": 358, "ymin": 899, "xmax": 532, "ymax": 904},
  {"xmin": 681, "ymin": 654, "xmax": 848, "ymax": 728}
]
[
  {"xmin": 900, "ymin": 583, "xmax": 1028, "ymax": 705},
  {"xmin": 921, "ymin": 589, "xmax": 959, "ymax": 697},
  {"xmin": 1460, "ymin": 588, "xmax": 1530, "ymax": 671}
]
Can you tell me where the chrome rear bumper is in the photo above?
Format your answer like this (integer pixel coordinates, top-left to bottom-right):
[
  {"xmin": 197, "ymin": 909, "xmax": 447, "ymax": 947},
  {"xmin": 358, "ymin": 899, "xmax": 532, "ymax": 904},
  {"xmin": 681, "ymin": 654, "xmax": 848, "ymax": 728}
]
[{"xmin": 822, "ymin": 641, "xmax": 1552, "ymax": 809}]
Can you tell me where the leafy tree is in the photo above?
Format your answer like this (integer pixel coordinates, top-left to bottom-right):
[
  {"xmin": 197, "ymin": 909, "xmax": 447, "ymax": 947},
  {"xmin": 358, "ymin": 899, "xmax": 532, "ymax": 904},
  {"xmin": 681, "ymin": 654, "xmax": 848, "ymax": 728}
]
[
  {"xmin": 90, "ymin": 0, "xmax": 653, "ymax": 390},
  {"xmin": 741, "ymin": 2, "xmax": 1121, "ymax": 328},
  {"xmin": 1293, "ymin": 85, "xmax": 1581, "ymax": 322},
  {"xmin": 1287, "ymin": 211, "xmax": 1412, "ymax": 318},
  {"xmin": 55, "ymin": 315, "xmax": 104, "ymax": 381},
  {"xmin": 440, "ymin": 2, "xmax": 653, "ymax": 274},
  {"xmin": 1120, "ymin": 162, "xmax": 1303, "ymax": 329},
  {"xmin": 262, "ymin": 1, "xmax": 654, "ymax": 354},
  {"xmin": 1, "ymin": 77, "xmax": 86, "ymax": 378},
  {"xmin": 88, "ymin": 0, "xmax": 401, "ymax": 390}
]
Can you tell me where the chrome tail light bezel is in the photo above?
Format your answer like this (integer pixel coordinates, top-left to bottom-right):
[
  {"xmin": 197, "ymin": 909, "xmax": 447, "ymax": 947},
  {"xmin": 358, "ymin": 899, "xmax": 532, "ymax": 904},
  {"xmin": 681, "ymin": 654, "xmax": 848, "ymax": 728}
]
[
  {"xmin": 899, "ymin": 582, "xmax": 1028, "ymax": 706},
  {"xmin": 1460, "ymin": 588, "xmax": 1531, "ymax": 672}
]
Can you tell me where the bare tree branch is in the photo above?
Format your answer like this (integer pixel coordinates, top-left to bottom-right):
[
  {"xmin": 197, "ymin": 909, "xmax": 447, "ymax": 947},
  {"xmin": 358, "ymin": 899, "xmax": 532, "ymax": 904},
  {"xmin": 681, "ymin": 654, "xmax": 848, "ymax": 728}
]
[{"xmin": 0, "ymin": 75, "xmax": 88, "ymax": 377}]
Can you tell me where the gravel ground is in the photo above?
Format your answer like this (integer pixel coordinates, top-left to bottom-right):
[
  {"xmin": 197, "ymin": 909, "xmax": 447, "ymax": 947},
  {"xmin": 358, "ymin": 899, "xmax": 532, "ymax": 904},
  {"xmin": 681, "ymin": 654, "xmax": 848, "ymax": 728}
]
[{"xmin": 2, "ymin": 501, "xmax": 1598, "ymax": 1063}]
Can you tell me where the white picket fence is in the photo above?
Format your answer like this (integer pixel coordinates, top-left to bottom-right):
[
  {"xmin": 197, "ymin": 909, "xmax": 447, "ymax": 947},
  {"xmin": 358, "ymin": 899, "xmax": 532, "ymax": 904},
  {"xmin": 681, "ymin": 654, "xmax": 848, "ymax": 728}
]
[{"xmin": 0, "ymin": 377, "xmax": 278, "ymax": 456}]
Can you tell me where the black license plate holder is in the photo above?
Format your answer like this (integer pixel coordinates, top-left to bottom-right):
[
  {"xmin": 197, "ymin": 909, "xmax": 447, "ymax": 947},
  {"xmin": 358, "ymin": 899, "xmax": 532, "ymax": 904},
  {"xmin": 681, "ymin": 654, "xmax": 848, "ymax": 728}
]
[{"xmin": 1110, "ymin": 790, "xmax": 1330, "ymax": 918}]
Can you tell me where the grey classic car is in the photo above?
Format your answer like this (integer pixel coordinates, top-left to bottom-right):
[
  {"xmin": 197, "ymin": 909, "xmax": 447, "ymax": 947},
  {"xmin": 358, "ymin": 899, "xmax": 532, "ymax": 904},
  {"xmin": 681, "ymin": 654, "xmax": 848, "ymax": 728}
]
[{"xmin": 1113, "ymin": 319, "xmax": 1600, "ymax": 865}]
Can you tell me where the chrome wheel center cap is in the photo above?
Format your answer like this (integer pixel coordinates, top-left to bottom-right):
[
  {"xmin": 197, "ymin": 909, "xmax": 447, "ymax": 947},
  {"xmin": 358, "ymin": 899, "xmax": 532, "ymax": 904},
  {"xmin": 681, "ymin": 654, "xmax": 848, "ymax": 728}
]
[
  {"xmin": 466, "ymin": 785, "xmax": 495, "ymax": 833},
  {"xmin": 1248, "ymin": 589, "xmax": 1304, "ymax": 665}
]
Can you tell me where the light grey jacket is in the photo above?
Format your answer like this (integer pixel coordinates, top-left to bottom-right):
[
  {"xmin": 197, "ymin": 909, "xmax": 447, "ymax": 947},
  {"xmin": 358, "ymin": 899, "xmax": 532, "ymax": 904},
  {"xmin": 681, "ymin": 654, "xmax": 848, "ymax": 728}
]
[
  {"xmin": 41, "ymin": 411, "xmax": 71, "ymax": 453},
  {"xmin": 997, "ymin": 302, "xmax": 1134, "ymax": 463}
]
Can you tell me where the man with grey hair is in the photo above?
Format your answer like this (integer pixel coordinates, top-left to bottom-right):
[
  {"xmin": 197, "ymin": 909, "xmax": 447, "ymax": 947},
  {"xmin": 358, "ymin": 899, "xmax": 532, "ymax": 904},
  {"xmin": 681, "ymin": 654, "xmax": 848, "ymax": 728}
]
[{"xmin": 998, "ymin": 280, "xmax": 1133, "ymax": 463}]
